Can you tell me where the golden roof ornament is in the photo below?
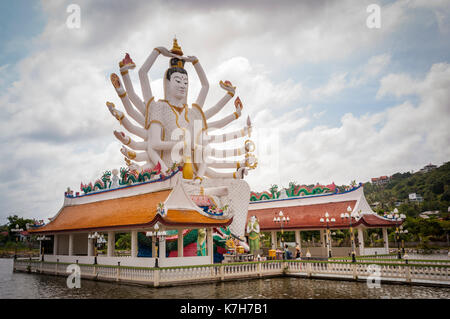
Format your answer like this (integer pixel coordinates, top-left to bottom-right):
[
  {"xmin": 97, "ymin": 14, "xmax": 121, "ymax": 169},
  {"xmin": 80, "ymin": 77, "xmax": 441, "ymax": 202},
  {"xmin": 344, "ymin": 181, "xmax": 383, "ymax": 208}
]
[{"xmin": 170, "ymin": 38, "xmax": 183, "ymax": 56}]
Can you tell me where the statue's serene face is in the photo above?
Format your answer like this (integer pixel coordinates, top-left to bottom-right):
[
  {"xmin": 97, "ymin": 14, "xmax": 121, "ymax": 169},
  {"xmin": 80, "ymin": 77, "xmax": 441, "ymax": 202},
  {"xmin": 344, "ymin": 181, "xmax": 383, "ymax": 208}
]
[
  {"xmin": 168, "ymin": 72, "xmax": 188, "ymax": 100},
  {"xmin": 250, "ymin": 216, "xmax": 256, "ymax": 224}
]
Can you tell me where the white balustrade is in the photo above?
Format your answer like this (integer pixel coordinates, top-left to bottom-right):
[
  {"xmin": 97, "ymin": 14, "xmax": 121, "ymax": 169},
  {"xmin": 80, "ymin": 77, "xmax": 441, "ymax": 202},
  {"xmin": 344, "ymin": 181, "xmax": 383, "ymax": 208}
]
[{"xmin": 13, "ymin": 259, "xmax": 449, "ymax": 287}]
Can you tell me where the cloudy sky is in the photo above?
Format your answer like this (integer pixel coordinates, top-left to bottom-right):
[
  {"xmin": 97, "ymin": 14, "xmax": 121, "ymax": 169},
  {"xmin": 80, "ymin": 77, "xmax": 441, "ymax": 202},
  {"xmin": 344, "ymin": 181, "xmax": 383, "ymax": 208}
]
[{"xmin": 1, "ymin": 0, "xmax": 449, "ymax": 224}]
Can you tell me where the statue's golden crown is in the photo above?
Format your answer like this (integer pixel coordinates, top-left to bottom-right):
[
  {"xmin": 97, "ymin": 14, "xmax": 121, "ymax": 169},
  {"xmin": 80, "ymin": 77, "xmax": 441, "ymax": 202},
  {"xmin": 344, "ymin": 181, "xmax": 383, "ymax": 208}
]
[{"xmin": 170, "ymin": 38, "xmax": 185, "ymax": 69}]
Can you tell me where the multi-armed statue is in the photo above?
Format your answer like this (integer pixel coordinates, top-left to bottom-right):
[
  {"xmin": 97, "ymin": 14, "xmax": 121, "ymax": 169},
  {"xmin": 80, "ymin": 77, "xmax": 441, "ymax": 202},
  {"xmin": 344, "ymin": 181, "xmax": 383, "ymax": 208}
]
[
  {"xmin": 105, "ymin": 39, "xmax": 257, "ymax": 237},
  {"xmin": 107, "ymin": 38, "xmax": 257, "ymax": 179}
]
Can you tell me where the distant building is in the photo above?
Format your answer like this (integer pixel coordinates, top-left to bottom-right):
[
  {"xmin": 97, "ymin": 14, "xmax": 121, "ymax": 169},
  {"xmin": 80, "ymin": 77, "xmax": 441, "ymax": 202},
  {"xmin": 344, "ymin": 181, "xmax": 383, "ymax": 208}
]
[
  {"xmin": 419, "ymin": 211, "xmax": 439, "ymax": 219},
  {"xmin": 419, "ymin": 163, "xmax": 437, "ymax": 174},
  {"xmin": 409, "ymin": 193, "xmax": 424, "ymax": 203},
  {"xmin": 371, "ymin": 176, "xmax": 390, "ymax": 186},
  {"xmin": 394, "ymin": 201, "xmax": 403, "ymax": 207}
]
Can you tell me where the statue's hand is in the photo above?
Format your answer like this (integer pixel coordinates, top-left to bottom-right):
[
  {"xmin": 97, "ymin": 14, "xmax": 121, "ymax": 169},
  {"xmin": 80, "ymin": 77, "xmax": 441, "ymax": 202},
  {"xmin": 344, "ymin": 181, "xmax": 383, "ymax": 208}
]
[
  {"xmin": 183, "ymin": 55, "xmax": 198, "ymax": 63},
  {"xmin": 114, "ymin": 130, "xmax": 129, "ymax": 145},
  {"xmin": 155, "ymin": 47, "xmax": 172, "ymax": 57},
  {"xmin": 220, "ymin": 80, "xmax": 236, "ymax": 95},
  {"xmin": 110, "ymin": 73, "xmax": 121, "ymax": 89}
]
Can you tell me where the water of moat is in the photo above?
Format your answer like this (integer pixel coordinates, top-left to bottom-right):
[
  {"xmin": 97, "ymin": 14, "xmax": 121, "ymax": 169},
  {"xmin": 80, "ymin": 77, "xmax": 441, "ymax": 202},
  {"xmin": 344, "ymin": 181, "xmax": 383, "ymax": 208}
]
[{"xmin": 1, "ymin": 259, "xmax": 448, "ymax": 299}]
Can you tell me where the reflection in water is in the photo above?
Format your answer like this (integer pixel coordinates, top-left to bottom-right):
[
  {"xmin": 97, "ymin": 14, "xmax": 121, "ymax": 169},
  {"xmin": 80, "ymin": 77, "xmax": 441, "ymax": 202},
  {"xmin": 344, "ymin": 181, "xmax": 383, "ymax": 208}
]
[{"xmin": 1, "ymin": 259, "xmax": 449, "ymax": 299}]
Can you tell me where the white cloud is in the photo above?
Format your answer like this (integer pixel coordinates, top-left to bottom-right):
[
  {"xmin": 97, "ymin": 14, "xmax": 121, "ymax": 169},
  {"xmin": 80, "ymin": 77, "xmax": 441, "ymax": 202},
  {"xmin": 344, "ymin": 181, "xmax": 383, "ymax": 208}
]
[{"xmin": 247, "ymin": 63, "xmax": 450, "ymax": 191}]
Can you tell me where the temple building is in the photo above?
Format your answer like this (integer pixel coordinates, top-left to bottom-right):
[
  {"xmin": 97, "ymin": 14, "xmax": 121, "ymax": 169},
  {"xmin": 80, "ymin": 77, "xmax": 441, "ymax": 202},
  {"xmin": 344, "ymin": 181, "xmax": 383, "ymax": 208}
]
[
  {"xmin": 29, "ymin": 174, "xmax": 232, "ymax": 267},
  {"xmin": 246, "ymin": 184, "xmax": 401, "ymax": 257}
]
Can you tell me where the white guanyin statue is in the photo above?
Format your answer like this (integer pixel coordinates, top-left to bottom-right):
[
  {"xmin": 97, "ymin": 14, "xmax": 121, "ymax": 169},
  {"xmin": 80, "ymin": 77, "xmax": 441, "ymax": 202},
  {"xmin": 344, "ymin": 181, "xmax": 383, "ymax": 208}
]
[{"xmin": 105, "ymin": 39, "xmax": 257, "ymax": 236}]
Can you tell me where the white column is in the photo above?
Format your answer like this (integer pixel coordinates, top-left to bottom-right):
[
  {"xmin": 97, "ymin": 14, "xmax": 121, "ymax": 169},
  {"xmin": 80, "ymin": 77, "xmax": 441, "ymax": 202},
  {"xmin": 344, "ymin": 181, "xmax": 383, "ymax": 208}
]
[
  {"xmin": 177, "ymin": 229, "xmax": 184, "ymax": 257},
  {"xmin": 358, "ymin": 228, "xmax": 365, "ymax": 255},
  {"xmin": 159, "ymin": 236, "xmax": 166, "ymax": 260},
  {"xmin": 271, "ymin": 231, "xmax": 277, "ymax": 249},
  {"xmin": 68, "ymin": 234, "xmax": 74, "ymax": 256},
  {"xmin": 87, "ymin": 238, "xmax": 94, "ymax": 256},
  {"xmin": 207, "ymin": 228, "xmax": 214, "ymax": 264},
  {"xmin": 53, "ymin": 234, "xmax": 58, "ymax": 255},
  {"xmin": 382, "ymin": 228, "xmax": 389, "ymax": 251},
  {"xmin": 107, "ymin": 231, "xmax": 115, "ymax": 257},
  {"xmin": 295, "ymin": 230, "xmax": 301, "ymax": 247},
  {"xmin": 131, "ymin": 230, "xmax": 138, "ymax": 258}
]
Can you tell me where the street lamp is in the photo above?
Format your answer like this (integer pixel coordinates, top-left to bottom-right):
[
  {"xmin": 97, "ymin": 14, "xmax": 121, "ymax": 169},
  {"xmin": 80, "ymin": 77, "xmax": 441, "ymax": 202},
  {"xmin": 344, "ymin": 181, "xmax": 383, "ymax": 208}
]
[
  {"xmin": 385, "ymin": 209, "xmax": 407, "ymax": 259},
  {"xmin": 273, "ymin": 211, "xmax": 290, "ymax": 249},
  {"xmin": 11, "ymin": 224, "xmax": 24, "ymax": 260},
  {"xmin": 320, "ymin": 212, "xmax": 336, "ymax": 258},
  {"xmin": 88, "ymin": 232, "xmax": 106, "ymax": 264},
  {"xmin": 397, "ymin": 225, "xmax": 408, "ymax": 258},
  {"xmin": 341, "ymin": 206, "xmax": 360, "ymax": 262},
  {"xmin": 36, "ymin": 235, "xmax": 51, "ymax": 261},
  {"xmin": 146, "ymin": 223, "xmax": 167, "ymax": 268}
]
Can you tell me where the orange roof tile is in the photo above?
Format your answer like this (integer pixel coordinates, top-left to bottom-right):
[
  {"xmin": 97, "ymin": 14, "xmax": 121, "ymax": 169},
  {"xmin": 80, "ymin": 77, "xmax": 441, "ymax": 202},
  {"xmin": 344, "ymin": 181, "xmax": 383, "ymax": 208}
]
[{"xmin": 30, "ymin": 190, "xmax": 231, "ymax": 234}]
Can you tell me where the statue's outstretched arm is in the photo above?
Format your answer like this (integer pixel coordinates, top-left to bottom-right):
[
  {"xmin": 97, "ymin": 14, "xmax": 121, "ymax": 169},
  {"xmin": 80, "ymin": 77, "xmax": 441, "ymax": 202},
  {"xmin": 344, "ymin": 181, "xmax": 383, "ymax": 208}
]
[
  {"xmin": 187, "ymin": 56, "xmax": 209, "ymax": 108},
  {"xmin": 193, "ymin": 143, "xmax": 244, "ymax": 181},
  {"xmin": 111, "ymin": 73, "xmax": 145, "ymax": 126},
  {"xmin": 208, "ymin": 116, "xmax": 252, "ymax": 143},
  {"xmin": 204, "ymin": 81, "xmax": 235, "ymax": 119},
  {"xmin": 205, "ymin": 167, "xmax": 248, "ymax": 180},
  {"xmin": 119, "ymin": 54, "xmax": 146, "ymax": 115},
  {"xmin": 121, "ymin": 146, "xmax": 149, "ymax": 163},
  {"xmin": 138, "ymin": 48, "xmax": 161, "ymax": 105},
  {"xmin": 207, "ymin": 97, "xmax": 243, "ymax": 130},
  {"xmin": 206, "ymin": 160, "xmax": 246, "ymax": 169},
  {"xmin": 106, "ymin": 102, "xmax": 146, "ymax": 139},
  {"xmin": 204, "ymin": 145, "xmax": 246, "ymax": 159},
  {"xmin": 148, "ymin": 122, "xmax": 178, "ymax": 151},
  {"xmin": 113, "ymin": 131, "xmax": 146, "ymax": 150},
  {"xmin": 146, "ymin": 122, "xmax": 181, "ymax": 173}
]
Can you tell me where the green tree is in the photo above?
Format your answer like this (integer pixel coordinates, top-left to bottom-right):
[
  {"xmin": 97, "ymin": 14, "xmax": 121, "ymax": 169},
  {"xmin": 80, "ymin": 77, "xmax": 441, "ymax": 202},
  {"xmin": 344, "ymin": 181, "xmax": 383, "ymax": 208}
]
[{"xmin": 115, "ymin": 233, "xmax": 131, "ymax": 250}]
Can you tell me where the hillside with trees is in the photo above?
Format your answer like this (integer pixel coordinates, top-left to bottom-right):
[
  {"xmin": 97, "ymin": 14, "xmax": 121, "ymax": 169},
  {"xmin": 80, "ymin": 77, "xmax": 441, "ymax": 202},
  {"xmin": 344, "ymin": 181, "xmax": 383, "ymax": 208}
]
[{"xmin": 363, "ymin": 161, "xmax": 450, "ymax": 245}]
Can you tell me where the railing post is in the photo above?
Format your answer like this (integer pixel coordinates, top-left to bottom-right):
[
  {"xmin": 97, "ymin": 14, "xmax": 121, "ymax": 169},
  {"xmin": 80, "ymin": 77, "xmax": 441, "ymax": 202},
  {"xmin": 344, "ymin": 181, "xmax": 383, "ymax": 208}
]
[
  {"xmin": 406, "ymin": 266, "xmax": 411, "ymax": 283},
  {"xmin": 220, "ymin": 265, "xmax": 224, "ymax": 281},
  {"xmin": 154, "ymin": 269, "xmax": 160, "ymax": 287},
  {"xmin": 307, "ymin": 262, "xmax": 312, "ymax": 277},
  {"xmin": 55, "ymin": 259, "xmax": 59, "ymax": 276},
  {"xmin": 352, "ymin": 263, "xmax": 357, "ymax": 280},
  {"xmin": 258, "ymin": 262, "xmax": 262, "ymax": 278},
  {"xmin": 116, "ymin": 262, "xmax": 120, "ymax": 282}
]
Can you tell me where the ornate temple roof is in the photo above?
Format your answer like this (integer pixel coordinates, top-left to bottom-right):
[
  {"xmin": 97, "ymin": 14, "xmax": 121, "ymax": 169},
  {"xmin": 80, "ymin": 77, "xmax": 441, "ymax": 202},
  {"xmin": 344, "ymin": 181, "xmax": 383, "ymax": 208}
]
[
  {"xmin": 30, "ymin": 176, "xmax": 233, "ymax": 234},
  {"xmin": 246, "ymin": 185, "xmax": 401, "ymax": 230}
]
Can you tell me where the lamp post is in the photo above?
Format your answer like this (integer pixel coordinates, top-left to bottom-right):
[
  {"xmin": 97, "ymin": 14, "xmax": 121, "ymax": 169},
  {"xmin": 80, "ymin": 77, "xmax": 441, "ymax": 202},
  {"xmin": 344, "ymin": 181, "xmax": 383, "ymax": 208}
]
[
  {"xmin": 11, "ymin": 224, "xmax": 24, "ymax": 260},
  {"xmin": 88, "ymin": 232, "xmax": 106, "ymax": 264},
  {"xmin": 146, "ymin": 223, "xmax": 167, "ymax": 268},
  {"xmin": 397, "ymin": 225, "xmax": 408, "ymax": 257},
  {"xmin": 386, "ymin": 208, "xmax": 406, "ymax": 259},
  {"xmin": 320, "ymin": 212, "xmax": 336, "ymax": 258},
  {"xmin": 340, "ymin": 206, "xmax": 360, "ymax": 262},
  {"xmin": 273, "ymin": 211, "xmax": 290, "ymax": 249},
  {"xmin": 36, "ymin": 235, "xmax": 51, "ymax": 261}
]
